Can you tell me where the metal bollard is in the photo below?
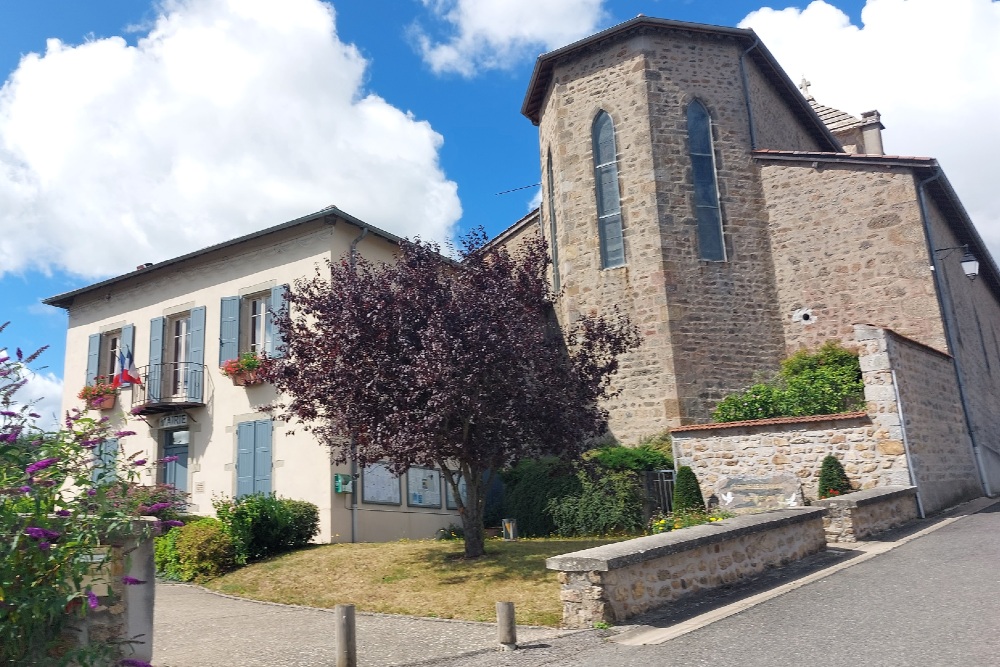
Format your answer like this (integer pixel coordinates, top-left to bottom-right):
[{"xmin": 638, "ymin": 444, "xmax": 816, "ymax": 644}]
[
  {"xmin": 335, "ymin": 604, "xmax": 357, "ymax": 667},
  {"xmin": 496, "ymin": 601, "xmax": 517, "ymax": 651}
]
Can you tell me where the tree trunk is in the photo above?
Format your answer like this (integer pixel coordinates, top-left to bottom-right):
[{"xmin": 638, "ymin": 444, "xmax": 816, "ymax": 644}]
[{"xmin": 455, "ymin": 464, "xmax": 486, "ymax": 559}]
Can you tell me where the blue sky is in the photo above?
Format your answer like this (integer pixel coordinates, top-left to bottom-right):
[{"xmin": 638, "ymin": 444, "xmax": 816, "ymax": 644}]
[{"xmin": 2, "ymin": 0, "xmax": 998, "ymax": 424}]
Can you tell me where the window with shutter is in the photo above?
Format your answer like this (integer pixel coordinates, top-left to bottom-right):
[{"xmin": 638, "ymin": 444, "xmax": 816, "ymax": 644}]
[
  {"xmin": 592, "ymin": 111, "xmax": 625, "ymax": 268},
  {"xmin": 236, "ymin": 419, "xmax": 273, "ymax": 497}
]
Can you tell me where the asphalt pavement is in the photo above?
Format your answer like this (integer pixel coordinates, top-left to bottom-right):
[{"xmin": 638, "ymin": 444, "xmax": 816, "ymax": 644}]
[{"xmin": 153, "ymin": 497, "xmax": 1000, "ymax": 667}]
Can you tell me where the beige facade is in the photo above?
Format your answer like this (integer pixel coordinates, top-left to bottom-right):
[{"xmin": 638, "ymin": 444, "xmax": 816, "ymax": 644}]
[{"xmin": 46, "ymin": 210, "xmax": 460, "ymax": 543}]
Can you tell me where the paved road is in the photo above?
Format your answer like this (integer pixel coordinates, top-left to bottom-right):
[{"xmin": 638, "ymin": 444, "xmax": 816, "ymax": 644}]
[{"xmin": 154, "ymin": 500, "xmax": 1000, "ymax": 666}]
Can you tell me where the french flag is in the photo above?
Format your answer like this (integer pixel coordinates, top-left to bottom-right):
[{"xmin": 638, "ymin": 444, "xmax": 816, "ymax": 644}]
[{"xmin": 112, "ymin": 347, "xmax": 143, "ymax": 387}]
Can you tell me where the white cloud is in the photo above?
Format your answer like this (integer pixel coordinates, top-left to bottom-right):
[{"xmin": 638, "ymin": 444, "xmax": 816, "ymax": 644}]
[
  {"xmin": 0, "ymin": 0, "xmax": 461, "ymax": 280},
  {"xmin": 12, "ymin": 370, "xmax": 64, "ymax": 432},
  {"xmin": 414, "ymin": 0, "xmax": 607, "ymax": 76},
  {"xmin": 740, "ymin": 0, "xmax": 1000, "ymax": 262}
]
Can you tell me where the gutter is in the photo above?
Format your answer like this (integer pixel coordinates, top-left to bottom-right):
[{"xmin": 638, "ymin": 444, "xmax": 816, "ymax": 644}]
[
  {"xmin": 916, "ymin": 169, "xmax": 992, "ymax": 497},
  {"xmin": 738, "ymin": 37, "xmax": 761, "ymax": 150}
]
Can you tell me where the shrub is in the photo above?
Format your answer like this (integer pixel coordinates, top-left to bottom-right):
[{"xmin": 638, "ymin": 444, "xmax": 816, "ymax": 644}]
[
  {"xmin": 500, "ymin": 458, "xmax": 581, "ymax": 537},
  {"xmin": 0, "ymin": 325, "xmax": 168, "ymax": 665},
  {"xmin": 174, "ymin": 518, "xmax": 236, "ymax": 581},
  {"xmin": 547, "ymin": 469, "xmax": 644, "ymax": 537},
  {"xmin": 436, "ymin": 523, "xmax": 464, "ymax": 540},
  {"xmin": 106, "ymin": 482, "xmax": 189, "ymax": 522},
  {"xmin": 589, "ymin": 443, "xmax": 672, "ymax": 472},
  {"xmin": 818, "ymin": 455, "xmax": 853, "ymax": 498},
  {"xmin": 283, "ymin": 499, "xmax": 320, "ymax": 549},
  {"xmin": 713, "ymin": 342, "xmax": 863, "ymax": 423},
  {"xmin": 672, "ymin": 466, "xmax": 706, "ymax": 513},
  {"xmin": 212, "ymin": 494, "xmax": 319, "ymax": 564},
  {"xmin": 154, "ymin": 527, "xmax": 183, "ymax": 580}
]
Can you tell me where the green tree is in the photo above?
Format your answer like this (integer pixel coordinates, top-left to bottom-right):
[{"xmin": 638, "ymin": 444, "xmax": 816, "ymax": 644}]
[
  {"xmin": 672, "ymin": 466, "xmax": 706, "ymax": 512},
  {"xmin": 817, "ymin": 455, "xmax": 852, "ymax": 498}
]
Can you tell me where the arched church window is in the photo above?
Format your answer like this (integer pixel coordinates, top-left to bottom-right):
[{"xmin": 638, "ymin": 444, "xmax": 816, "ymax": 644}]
[
  {"xmin": 546, "ymin": 150, "xmax": 561, "ymax": 291},
  {"xmin": 592, "ymin": 111, "xmax": 625, "ymax": 268},
  {"xmin": 687, "ymin": 99, "xmax": 726, "ymax": 261}
]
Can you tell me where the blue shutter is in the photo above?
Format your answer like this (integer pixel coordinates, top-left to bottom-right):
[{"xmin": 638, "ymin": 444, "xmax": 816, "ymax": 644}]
[
  {"xmin": 266, "ymin": 285, "xmax": 288, "ymax": 358},
  {"xmin": 187, "ymin": 306, "xmax": 206, "ymax": 402},
  {"xmin": 92, "ymin": 438, "xmax": 118, "ymax": 485},
  {"xmin": 236, "ymin": 422, "xmax": 255, "ymax": 498},
  {"xmin": 219, "ymin": 296, "xmax": 240, "ymax": 365},
  {"xmin": 120, "ymin": 324, "xmax": 135, "ymax": 386},
  {"xmin": 254, "ymin": 419, "xmax": 272, "ymax": 494},
  {"xmin": 86, "ymin": 334, "xmax": 101, "ymax": 385},
  {"xmin": 148, "ymin": 318, "xmax": 165, "ymax": 401}
]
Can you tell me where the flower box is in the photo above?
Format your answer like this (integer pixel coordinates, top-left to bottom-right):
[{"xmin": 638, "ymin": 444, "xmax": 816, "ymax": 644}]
[
  {"xmin": 230, "ymin": 369, "xmax": 263, "ymax": 387},
  {"xmin": 89, "ymin": 394, "xmax": 116, "ymax": 410}
]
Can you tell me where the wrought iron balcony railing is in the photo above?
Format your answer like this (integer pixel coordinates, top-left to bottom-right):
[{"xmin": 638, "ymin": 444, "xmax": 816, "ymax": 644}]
[{"xmin": 131, "ymin": 362, "xmax": 206, "ymax": 415}]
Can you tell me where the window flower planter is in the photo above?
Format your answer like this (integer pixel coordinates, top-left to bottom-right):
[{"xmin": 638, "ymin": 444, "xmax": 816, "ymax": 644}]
[
  {"xmin": 230, "ymin": 369, "xmax": 263, "ymax": 387},
  {"xmin": 89, "ymin": 394, "xmax": 117, "ymax": 410}
]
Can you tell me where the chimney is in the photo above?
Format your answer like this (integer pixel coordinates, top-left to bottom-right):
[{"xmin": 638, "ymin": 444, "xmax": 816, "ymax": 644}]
[{"xmin": 860, "ymin": 110, "xmax": 885, "ymax": 156}]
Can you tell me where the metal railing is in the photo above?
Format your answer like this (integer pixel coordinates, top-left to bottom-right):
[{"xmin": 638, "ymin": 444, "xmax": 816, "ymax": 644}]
[{"xmin": 131, "ymin": 362, "xmax": 206, "ymax": 413}]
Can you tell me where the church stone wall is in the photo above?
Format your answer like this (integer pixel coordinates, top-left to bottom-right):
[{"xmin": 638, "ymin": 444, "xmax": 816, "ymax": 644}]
[
  {"xmin": 919, "ymin": 193, "xmax": 1000, "ymax": 482},
  {"xmin": 759, "ymin": 160, "xmax": 947, "ymax": 354},
  {"xmin": 538, "ymin": 35, "xmax": 683, "ymax": 443},
  {"xmin": 744, "ymin": 57, "xmax": 826, "ymax": 152}
]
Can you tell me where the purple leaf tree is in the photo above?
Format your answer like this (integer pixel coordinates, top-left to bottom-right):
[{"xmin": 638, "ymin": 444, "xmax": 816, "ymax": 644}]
[{"xmin": 266, "ymin": 230, "xmax": 640, "ymax": 558}]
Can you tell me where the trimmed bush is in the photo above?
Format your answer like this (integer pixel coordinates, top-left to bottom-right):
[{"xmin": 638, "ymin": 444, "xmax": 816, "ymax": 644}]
[
  {"xmin": 589, "ymin": 443, "xmax": 672, "ymax": 472},
  {"xmin": 818, "ymin": 455, "xmax": 852, "ymax": 498},
  {"xmin": 154, "ymin": 526, "xmax": 183, "ymax": 580},
  {"xmin": 212, "ymin": 494, "xmax": 320, "ymax": 564},
  {"xmin": 174, "ymin": 518, "xmax": 236, "ymax": 581},
  {"xmin": 283, "ymin": 499, "xmax": 320, "ymax": 549},
  {"xmin": 672, "ymin": 466, "xmax": 706, "ymax": 513}
]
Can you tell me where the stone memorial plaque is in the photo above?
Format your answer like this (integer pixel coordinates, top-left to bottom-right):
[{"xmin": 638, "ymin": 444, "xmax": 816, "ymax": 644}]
[{"xmin": 714, "ymin": 474, "xmax": 803, "ymax": 513}]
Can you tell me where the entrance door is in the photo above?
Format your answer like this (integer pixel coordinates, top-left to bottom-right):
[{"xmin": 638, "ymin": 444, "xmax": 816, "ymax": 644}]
[{"xmin": 163, "ymin": 428, "xmax": 190, "ymax": 493}]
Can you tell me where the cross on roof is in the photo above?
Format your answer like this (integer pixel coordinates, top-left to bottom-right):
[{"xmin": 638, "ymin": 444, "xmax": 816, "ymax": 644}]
[{"xmin": 799, "ymin": 77, "xmax": 814, "ymax": 101}]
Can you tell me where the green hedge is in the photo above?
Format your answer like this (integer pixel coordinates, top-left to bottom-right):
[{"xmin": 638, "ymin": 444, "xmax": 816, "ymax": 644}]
[
  {"xmin": 818, "ymin": 455, "xmax": 853, "ymax": 498},
  {"xmin": 212, "ymin": 494, "xmax": 320, "ymax": 565},
  {"xmin": 713, "ymin": 342, "xmax": 863, "ymax": 423},
  {"xmin": 155, "ymin": 518, "xmax": 235, "ymax": 582}
]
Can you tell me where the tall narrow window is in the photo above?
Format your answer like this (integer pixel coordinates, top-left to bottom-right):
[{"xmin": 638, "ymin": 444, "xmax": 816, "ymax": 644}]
[
  {"xmin": 687, "ymin": 99, "xmax": 725, "ymax": 261},
  {"xmin": 592, "ymin": 111, "xmax": 625, "ymax": 268},
  {"xmin": 546, "ymin": 151, "xmax": 561, "ymax": 291}
]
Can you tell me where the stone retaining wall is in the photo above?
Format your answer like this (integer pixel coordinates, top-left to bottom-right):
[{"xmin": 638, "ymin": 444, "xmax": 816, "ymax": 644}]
[
  {"xmin": 546, "ymin": 508, "xmax": 826, "ymax": 628},
  {"xmin": 671, "ymin": 412, "xmax": 911, "ymax": 502},
  {"xmin": 814, "ymin": 485, "xmax": 919, "ymax": 543}
]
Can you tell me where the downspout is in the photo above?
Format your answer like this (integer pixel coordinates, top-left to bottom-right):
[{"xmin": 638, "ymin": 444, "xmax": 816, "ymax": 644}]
[
  {"xmin": 738, "ymin": 37, "xmax": 761, "ymax": 150},
  {"xmin": 348, "ymin": 226, "xmax": 369, "ymax": 543},
  {"xmin": 916, "ymin": 170, "xmax": 992, "ymax": 497},
  {"xmin": 886, "ymin": 335, "xmax": 925, "ymax": 518}
]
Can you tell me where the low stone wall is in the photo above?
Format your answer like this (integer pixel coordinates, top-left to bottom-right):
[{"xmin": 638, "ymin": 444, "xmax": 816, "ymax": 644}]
[
  {"xmin": 546, "ymin": 508, "xmax": 826, "ymax": 628},
  {"xmin": 814, "ymin": 485, "xmax": 919, "ymax": 543}
]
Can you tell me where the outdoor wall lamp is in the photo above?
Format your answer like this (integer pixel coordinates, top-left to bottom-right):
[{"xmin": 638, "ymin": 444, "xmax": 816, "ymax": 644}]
[{"xmin": 935, "ymin": 244, "xmax": 979, "ymax": 281}]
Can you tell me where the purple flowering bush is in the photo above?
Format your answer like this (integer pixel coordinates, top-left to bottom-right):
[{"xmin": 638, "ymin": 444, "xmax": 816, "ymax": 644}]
[{"xmin": 0, "ymin": 324, "xmax": 164, "ymax": 666}]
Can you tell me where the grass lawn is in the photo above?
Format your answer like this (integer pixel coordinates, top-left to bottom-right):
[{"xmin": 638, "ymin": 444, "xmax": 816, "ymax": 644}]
[{"xmin": 203, "ymin": 537, "xmax": 623, "ymax": 626}]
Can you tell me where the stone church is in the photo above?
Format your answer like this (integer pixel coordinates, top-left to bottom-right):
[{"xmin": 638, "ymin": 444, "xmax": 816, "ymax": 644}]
[{"xmin": 492, "ymin": 16, "xmax": 1000, "ymax": 502}]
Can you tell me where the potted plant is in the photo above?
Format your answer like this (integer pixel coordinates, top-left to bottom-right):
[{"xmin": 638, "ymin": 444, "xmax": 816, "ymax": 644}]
[
  {"xmin": 220, "ymin": 352, "xmax": 265, "ymax": 386},
  {"xmin": 77, "ymin": 376, "xmax": 117, "ymax": 410}
]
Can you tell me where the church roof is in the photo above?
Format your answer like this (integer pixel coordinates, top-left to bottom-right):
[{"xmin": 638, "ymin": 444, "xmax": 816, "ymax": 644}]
[
  {"xmin": 521, "ymin": 15, "xmax": 841, "ymax": 152},
  {"xmin": 809, "ymin": 100, "xmax": 861, "ymax": 132}
]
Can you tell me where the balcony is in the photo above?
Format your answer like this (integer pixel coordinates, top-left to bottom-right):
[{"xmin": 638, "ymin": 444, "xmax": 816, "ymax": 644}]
[{"xmin": 131, "ymin": 362, "xmax": 207, "ymax": 415}]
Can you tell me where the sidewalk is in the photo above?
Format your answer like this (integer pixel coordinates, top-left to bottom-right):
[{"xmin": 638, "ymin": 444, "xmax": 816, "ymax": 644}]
[
  {"xmin": 153, "ymin": 496, "xmax": 1000, "ymax": 666},
  {"xmin": 152, "ymin": 584, "xmax": 578, "ymax": 667}
]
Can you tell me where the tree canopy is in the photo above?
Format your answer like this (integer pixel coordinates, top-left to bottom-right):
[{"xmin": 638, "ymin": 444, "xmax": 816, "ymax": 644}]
[{"xmin": 265, "ymin": 231, "xmax": 640, "ymax": 557}]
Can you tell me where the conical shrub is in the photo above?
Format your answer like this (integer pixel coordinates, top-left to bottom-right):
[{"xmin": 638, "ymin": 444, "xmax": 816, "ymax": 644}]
[
  {"xmin": 672, "ymin": 466, "xmax": 705, "ymax": 513},
  {"xmin": 817, "ymin": 455, "xmax": 852, "ymax": 498}
]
